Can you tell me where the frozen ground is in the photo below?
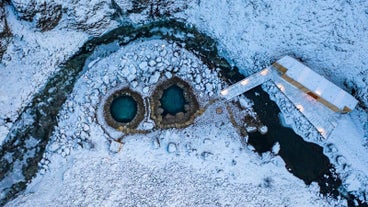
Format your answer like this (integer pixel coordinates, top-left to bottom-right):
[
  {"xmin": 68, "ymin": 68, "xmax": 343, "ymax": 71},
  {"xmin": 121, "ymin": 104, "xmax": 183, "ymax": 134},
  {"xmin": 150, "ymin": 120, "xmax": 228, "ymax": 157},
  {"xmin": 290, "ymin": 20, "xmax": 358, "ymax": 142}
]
[
  {"xmin": 0, "ymin": 5, "xmax": 89, "ymax": 143},
  {"xmin": 1, "ymin": 0, "xmax": 367, "ymax": 206}
]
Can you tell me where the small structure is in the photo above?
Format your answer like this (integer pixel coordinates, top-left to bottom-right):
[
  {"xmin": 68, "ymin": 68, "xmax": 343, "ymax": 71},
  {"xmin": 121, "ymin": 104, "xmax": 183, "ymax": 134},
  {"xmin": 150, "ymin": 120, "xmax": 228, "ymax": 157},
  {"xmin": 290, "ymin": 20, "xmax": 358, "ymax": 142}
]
[{"xmin": 273, "ymin": 56, "xmax": 358, "ymax": 113}]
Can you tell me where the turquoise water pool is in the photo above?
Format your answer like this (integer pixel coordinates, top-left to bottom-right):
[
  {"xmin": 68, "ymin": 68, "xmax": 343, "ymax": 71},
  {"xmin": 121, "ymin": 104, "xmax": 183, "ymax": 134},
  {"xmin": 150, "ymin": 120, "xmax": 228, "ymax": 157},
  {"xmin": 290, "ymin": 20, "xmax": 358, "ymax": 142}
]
[
  {"xmin": 110, "ymin": 95, "xmax": 137, "ymax": 123},
  {"xmin": 160, "ymin": 85, "xmax": 187, "ymax": 115}
]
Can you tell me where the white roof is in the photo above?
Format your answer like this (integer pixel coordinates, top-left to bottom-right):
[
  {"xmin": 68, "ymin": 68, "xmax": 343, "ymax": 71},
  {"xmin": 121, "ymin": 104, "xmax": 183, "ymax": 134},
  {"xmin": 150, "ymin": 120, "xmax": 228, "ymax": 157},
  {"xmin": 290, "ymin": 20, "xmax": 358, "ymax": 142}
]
[{"xmin": 276, "ymin": 56, "xmax": 358, "ymax": 111}]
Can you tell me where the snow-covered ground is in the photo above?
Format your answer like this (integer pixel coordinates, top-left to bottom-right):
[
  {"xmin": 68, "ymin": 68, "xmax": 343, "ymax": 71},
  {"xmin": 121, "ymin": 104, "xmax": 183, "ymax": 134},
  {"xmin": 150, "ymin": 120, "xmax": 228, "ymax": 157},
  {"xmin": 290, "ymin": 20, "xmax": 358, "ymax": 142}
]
[
  {"xmin": 5, "ymin": 39, "xmax": 337, "ymax": 206},
  {"xmin": 0, "ymin": 5, "xmax": 89, "ymax": 144},
  {"xmin": 1, "ymin": 0, "xmax": 367, "ymax": 206}
]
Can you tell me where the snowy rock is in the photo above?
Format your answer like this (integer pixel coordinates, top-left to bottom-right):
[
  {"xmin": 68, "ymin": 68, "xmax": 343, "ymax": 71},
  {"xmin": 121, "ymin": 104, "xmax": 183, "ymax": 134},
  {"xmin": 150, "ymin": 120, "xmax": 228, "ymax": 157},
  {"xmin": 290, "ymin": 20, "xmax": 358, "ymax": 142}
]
[
  {"xmin": 160, "ymin": 49, "xmax": 167, "ymax": 56},
  {"xmin": 163, "ymin": 59, "xmax": 170, "ymax": 67},
  {"xmin": 156, "ymin": 62, "xmax": 164, "ymax": 68},
  {"xmin": 9, "ymin": 0, "xmax": 36, "ymax": 21},
  {"xmin": 131, "ymin": 81, "xmax": 138, "ymax": 88},
  {"xmin": 130, "ymin": 65, "xmax": 137, "ymax": 74},
  {"xmin": 200, "ymin": 151, "xmax": 214, "ymax": 160},
  {"xmin": 195, "ymin": 75, "xmax": 201, "ymax": 84},
  {"xmin": 205, "ymin": 83, "xmax": 213, "ymax": 92},
  {"xmin": 61, "ymin": 147, "xmax": 70, "ymax": 157},
  {"xmin": 148, "ymin": 60, "xmax": 156, "ymax": 67},
  {"xmin": 142, "ymin": 122, "xmax": 154, "ymax": 130},
  {"xmin": 167, "ymin": 142, "xmax": 177, "ymax": 153},
  {"xmin": 245, "ymin": 125, "xmax": 257, "ymax": 133},
  {"xmin": 139, "ymin": 62, "xmax": 148, "ymax": 70},
  {"xmin": 109, "ymin": 140, "xmax": 122, "ymax": 153},
  {"xmin": 149, "ymin": 72, "xmax": 160, "ymax": 84},
  {"xmin": 258, "ymin": 125, "xmax": 268, "ymax": 135},
  {"xmin": 34, "ymin": 3, "xmax": 62, "ymax": 31},
  {"xmin": 82, "ymin": 123, "xmax": 90, "ymax": 132},
  {"xmin": 127, "ymin": 74, "xmax": 136, "ymax": 82},
  {"xmin": 272, "ymin": 142, "xmax": 280, "ymax": 154},
  {"xmin": 11, "ymin": 0, "xmax": 62, "ymax": 31},
  {"xmin": 165, "ymin": 71, "xmax": 172, "ymax": 79},
  {"xmin": 121, "ymin": 67, "xmax": 130, "ymax": 75},
  {"xmin": 336, "ymin": 155, "xmax": 347, "ymax": 166},
  {"xmin": 62, "ymin": 0, "xmax": 117, "ymax": 35},
  {"xmin": 142, "ymin": 87, "xmax": 149, "ymax": 94},
  {"xmin": 239, "ymin": 97, "xmax": 254, "ymax": 108}
]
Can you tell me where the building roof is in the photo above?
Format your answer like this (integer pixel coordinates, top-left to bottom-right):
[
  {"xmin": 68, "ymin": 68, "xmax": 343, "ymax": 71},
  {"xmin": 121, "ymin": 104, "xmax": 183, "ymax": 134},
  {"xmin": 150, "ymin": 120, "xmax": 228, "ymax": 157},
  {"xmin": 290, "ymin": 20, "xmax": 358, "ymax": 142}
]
[{"xmin": 276, "ymin": 56, "xmax": 358, "ymax": 111}]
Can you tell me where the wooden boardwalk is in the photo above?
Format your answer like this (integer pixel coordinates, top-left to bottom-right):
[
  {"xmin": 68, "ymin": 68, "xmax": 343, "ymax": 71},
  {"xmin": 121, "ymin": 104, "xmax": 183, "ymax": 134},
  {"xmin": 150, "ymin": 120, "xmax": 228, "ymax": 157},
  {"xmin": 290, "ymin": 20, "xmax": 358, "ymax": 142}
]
[{"xmin": 220, "ymin": 68, "xmax": 272, "ymax": 100}]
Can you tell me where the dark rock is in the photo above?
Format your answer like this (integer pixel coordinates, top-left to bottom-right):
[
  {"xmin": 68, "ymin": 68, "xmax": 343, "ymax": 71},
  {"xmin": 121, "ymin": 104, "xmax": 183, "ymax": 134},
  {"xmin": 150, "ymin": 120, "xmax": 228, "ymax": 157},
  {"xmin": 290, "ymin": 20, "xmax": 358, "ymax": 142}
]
[
  {"xmin": 0, "ymin": 3, "xmax": 12, "ymax": 59},
  {"xmin": 63, "ymin": 1, "xmax": 116, "ymax": 35},
  {"xmin": 117, "ymin": 0, "xmax": 192, "ymax": 20},
  {"xmin": 34, "ymin": 3, "xmax": 62, "ymax": 31},
  {"xmin": 10, "ymin": 0, "xmax": 62, "ymax": 31},
  {"xmin": 10, "ymin": 0, "xmax": 37, "ymax": 21}
]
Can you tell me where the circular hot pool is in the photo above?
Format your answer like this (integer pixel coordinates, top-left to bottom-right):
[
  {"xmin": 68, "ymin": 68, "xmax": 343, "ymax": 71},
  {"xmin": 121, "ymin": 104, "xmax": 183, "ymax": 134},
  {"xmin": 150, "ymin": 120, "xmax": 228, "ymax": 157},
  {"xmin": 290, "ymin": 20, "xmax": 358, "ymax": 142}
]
[
  {"xmin": 110, "ymin": 95, "xmax": 138, "ymax": 123},
  {"xmin": 151, "ymin": 77, "xmax": 199, "ymax": 128},
  {"xmin": 160, "ymin": 84, "xmax": 187, "ymax": 116},
  {"xmin": 104, "ymin": 88, "xmax": 145, "ymax": 130}
]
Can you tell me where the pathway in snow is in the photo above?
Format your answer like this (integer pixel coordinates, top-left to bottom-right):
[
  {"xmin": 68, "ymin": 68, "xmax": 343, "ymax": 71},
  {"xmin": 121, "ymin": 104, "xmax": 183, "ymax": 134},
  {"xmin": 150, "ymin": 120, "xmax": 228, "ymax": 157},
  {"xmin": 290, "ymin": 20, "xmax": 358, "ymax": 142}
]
[{"xmin": 220, "ymin": 68, "xmax": 272, "ymax": 100}]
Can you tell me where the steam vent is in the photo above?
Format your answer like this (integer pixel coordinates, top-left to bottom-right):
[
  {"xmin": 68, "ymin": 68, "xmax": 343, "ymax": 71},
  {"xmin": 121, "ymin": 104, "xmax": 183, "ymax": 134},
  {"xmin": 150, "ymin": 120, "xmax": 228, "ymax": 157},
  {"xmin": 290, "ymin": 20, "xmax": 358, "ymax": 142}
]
[
  {"xmin": 151, "ymin": 77, "xmax": 199, "ymax": 128},
  {"xmin": 104, "ymin": 88, "xmax": 145, "ymax": 130}
]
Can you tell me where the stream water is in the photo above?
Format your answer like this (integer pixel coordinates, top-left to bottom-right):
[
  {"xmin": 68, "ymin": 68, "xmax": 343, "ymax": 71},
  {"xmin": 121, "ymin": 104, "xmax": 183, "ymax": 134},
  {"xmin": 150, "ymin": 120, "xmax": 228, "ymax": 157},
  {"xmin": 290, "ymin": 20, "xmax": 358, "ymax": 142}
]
[
  {"xmin": 0, "ymin": 19, "xmax": 364, "ymax": 206},
  {"xmin": 246, "ymin": 86, "xmax": 340, "ymax": 196}
]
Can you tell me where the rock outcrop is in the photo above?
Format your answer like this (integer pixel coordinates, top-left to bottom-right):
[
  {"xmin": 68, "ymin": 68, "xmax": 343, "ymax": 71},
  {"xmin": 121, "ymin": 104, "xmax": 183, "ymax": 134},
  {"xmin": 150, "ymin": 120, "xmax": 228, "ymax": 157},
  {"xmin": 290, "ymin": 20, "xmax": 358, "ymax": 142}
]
[
  {"xmin": 62, "ymin": 0, "xmax": 117, "ymax": 35},
  {"xmin": 10, "ymin": 0, "xmax": 62, "ymax": 31},
  {"xmin": 9, "ymin": 0, "xmax": 118, "ymax": 34},
  {"xmin": 116, "ymin": 0, "xmax": 192, "ymax": 21},
  {"xmin": 0, "ymin": 2, "xmax": 11, "ymax": 59}
]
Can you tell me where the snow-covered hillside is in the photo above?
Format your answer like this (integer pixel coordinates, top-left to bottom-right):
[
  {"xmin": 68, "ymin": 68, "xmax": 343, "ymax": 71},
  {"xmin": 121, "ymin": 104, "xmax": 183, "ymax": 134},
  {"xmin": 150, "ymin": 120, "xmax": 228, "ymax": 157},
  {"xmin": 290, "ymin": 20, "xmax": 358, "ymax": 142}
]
[{"xmin": 0, "ymin": 0, "xmax": 367, "ymax": 206}]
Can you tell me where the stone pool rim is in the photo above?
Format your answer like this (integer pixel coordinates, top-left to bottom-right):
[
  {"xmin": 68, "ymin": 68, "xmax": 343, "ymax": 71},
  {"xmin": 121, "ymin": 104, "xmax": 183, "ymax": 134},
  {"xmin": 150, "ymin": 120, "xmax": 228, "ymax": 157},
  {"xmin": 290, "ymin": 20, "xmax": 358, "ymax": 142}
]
[
  {"xmin": 103, "ymin": 88, "xmax": 145, "ymax": 130},
  {"xmin": 151, "ymin": 76, "xmax": 200, "ymax": 129}
]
